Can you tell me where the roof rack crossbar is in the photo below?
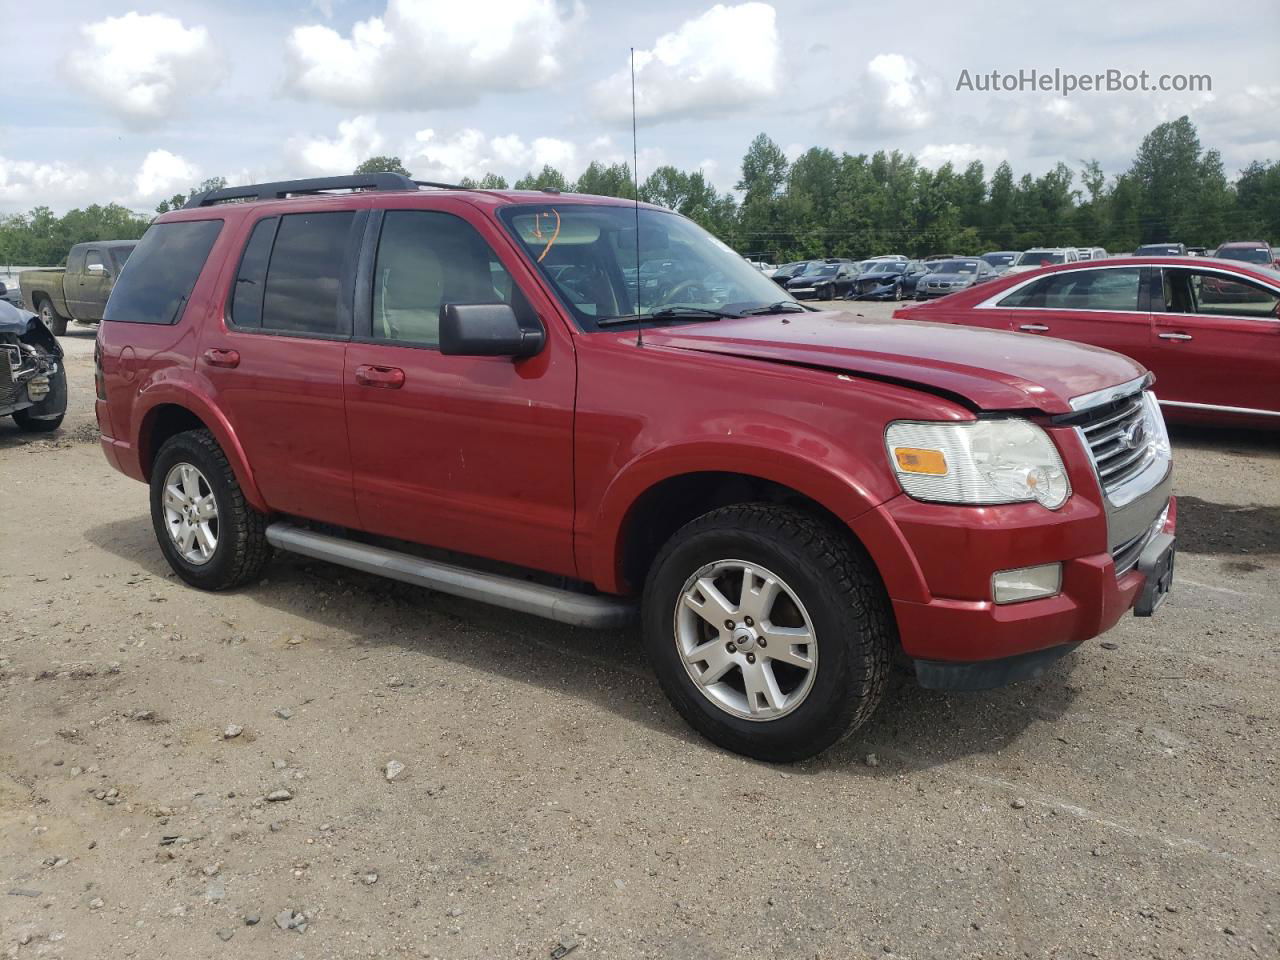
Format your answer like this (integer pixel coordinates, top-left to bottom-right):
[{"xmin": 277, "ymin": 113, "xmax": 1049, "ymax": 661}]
[{"xmin": 184, "ymin": 173, "xmax": 421, "ymax": 208}]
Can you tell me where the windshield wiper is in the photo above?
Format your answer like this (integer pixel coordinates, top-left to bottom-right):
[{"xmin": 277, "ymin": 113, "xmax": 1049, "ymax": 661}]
[
  {"xmin": 597, "ymin": 306, "xmax": 740, "ymax": 326},
  {"xmin": 738, "ymin": 301, "xmax": 814, "ymax": 316}
]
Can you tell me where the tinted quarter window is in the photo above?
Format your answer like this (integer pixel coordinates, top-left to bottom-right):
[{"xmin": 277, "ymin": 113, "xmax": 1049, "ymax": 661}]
[
  {"xmin": 230, "ymin": 217, "xmax": 278, "ymax": 329},
  {"xmin": 262, "ymin": 211, "xmax": 356, "ymax": 336},
  {"xmin": 372, "ymin": 210, "xmax": 525, "ymax": 347},
  {"xmin": 104, "ymin": 219, "xmax": 223, "ymax": 325}
]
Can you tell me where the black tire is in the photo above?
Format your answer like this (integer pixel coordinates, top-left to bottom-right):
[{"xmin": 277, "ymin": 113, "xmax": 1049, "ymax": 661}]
[
  {"xmin": 642, "ymin": 504, "xmax": 893, "ymax": 762},
  {"xmin": 13, "ymin": 409, "xmax": 63, "ymax": 432},
  {"xmin": 817, "ymin": 285, "xmax": 831, "ymax": 301},
  {"xmin": 150, "ymin": 428, "xmax": 271, "ymax": 590},
  {"xmin": 37, "ymin": 299, "xmax": 67, "ymax": 337},
  {"xmin": 893, "ymin": 282, "xmax": 904, "ymax": 301}
]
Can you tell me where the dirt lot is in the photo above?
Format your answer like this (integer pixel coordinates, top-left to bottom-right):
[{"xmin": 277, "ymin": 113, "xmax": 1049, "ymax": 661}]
[{"xmin": 2, "ymin": 308, "xmax": 1277, "ymax": 960}]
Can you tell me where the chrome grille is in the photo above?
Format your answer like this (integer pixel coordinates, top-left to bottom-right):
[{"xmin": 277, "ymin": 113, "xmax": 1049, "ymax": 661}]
[
  {"xmin": 1075, "ymin": 391, "xmax": 1152, "ymax": 494},
  {"xmin": 0, "ymin": 353, "xmax": 16, "ymax": 409}
]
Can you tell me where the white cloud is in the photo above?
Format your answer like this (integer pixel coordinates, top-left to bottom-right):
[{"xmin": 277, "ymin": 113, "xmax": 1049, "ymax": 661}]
[
  {"xmin": 405, "ymin": 128, "xmax": 580, "ymax": 182},
  {"xmin": 64, "ymin": 13, "xmax": 222, "ymax": 127},
  {"xmin": 0, "ymin": 149, "xmax": 202, "ymax": 211},
  {"xmin": 917, "ymin": 143, "xmax": 1009, "ymax": 171},
  {"xmin": 592, "ymin": 3, "xmax": 780, "ymax": 123},
  {"xmin": 134, "ymin": 150, "xmax": 200, "ymax": 199},
  {"xmin": 828, "ymin": 53, "xmax": 937, "ymax": 134},
  {"xmin": 288, "ymin": 116, "xmax": 385, "ymax": 175},
  {"xmin": 284, "ymin": 0, "xmax": 577, "ymax": 109}
]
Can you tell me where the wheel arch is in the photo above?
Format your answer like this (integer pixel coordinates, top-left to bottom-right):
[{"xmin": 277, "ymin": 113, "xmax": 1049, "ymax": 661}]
[
  {"xmin": 135, "ymin": 393, "xmax": 267, "ymax": 513},
  {"xmin": 596, "ymin": 450, "xmax": 890, "ymax": 596}
]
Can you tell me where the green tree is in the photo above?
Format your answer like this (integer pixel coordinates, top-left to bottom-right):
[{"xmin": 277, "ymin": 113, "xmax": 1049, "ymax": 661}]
[
  {"xmin": 513, "ymin": 165, "xmax": 570, "ymax": 191},
  {"xmin": 573, "ymin": 161, "xmax": 636, "ymax": 198},
  {"xmin": 353, "ymin": 156, "xmax": 411, "ymax": 177},
  {"xmin": 155, "ymin": 176, "xmax": 229, "ymax": 214}
]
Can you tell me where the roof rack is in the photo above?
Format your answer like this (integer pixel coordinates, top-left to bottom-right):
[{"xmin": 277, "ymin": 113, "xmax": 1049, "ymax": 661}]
[{"xmin": 183, "ymin": 174, "xmax": 466, "ymax": 209}]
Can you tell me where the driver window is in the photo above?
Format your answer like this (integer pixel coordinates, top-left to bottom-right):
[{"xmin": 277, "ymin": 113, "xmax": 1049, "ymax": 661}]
[{"xmin": 373, "ymin": 211, "xmax": 524, "ymax": 347}]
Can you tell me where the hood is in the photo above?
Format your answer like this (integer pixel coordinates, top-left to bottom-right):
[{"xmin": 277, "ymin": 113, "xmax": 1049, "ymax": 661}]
[
  {"xmin": 857, "ymin": 269, "xmax": 905, "ymax": 282},
  {"xmin": 641, "ymin": 310, "xmax": 1143, "ymax": 415},
  {"xmin": 787, "ymin": 274, "xmax": 833, "ymax": 286}
]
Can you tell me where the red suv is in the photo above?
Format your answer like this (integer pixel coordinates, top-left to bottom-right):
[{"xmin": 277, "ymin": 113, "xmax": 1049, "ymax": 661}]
[{"xmin": 96, "ymin": 174, "xmax": 1176, "ymax": 761}]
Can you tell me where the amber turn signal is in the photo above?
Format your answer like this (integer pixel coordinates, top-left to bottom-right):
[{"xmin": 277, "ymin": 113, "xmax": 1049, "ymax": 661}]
[{"xmin": 893, "ymin": 447, "xmax": 948, "ymax": 475}]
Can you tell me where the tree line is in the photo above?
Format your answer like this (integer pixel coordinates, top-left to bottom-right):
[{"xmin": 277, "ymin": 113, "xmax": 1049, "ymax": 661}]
[{"xmin": 2, "ymin": 116, "xmax": 1275, "ymax": 268}]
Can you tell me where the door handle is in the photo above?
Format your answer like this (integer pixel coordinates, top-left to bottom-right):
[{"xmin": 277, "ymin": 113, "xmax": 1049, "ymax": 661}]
[
  {"xmin": 1158, "ymin": 332, "xmax": 1194, "ymax": 341},
  {"xmin": 1019, "ymin": 323, "xmax": 1051, "ymax": 332},
  {"xmin": 201, "ymin": 348, "xmax": 240, "ymax": 368},
  {"xmin": 354, "ymin": 364, "xmax": 405, "ymax": 389}
]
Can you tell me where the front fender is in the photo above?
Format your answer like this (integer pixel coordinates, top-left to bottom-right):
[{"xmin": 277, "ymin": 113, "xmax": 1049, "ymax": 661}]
[
  {"xmin": 133, "ymin": 370, "xmax": 267, "ymax": 512},
  {"xmin": 590, "ymin": 436, "xmax": 897, "ymax": 594}
]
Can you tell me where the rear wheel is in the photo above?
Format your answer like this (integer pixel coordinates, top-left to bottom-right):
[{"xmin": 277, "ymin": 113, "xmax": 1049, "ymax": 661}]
[
  {"xmin": 150, "ymin": 429, "xmax": 271, "ymax": 590},
  {"xmin": 37, "ymin": 299, "xmax": 67, "ymax": 336},
  {"xmin": 642, "ymin": 504, "xmax": 893, "ymax": 762}
]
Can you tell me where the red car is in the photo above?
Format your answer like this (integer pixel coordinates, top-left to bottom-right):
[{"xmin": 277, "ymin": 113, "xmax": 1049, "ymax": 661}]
[
  {"xmin": 895, "ymin": 257, "xmax": 1280, "ymax": 428},
  {"xmin": 96, "ymin": 174, "xmax": 1176, "ymax": 761}
]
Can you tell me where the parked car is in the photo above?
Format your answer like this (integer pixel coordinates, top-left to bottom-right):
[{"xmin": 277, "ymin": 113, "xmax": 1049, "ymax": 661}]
[
  {"xmin": 1076, "ymin": 247, "xmax": 1108, "ymax": 262},
  {"xmin": 980, "ymin": 251, "xmax": 1020, "ymax": 272},
  {"xmin": 914, "ymin": 258, "xmax": 998, "ymax": 299},
  {"xmin": 770, "ymin": 261, "xmax": 815, "ymax": 287},
  {"xmin": 894, "ymin": 256, "xmax": 1279, "ymax": 427},
  {"xmin": 1212, "ymin": 241, "xmax": 1279, "ymax": 269},
  {"xmin": 19, "ymin": 240, "xmax": 137, "ymax": 335},
  {"xmin": 785, "ymin": 261, "xmax": 858, "ymax": 300},
  {"xmin": 1185, "ymin": 246, "xmax": 1209, "ymax": 257},
  {"xmin": 0, "ymin": 279, "xmax": 23, "ymax": 307},
  {"xmin": 848, "ymin": 259, "xmax": 926, "ymax": 300},
  {"xmin": 1134, "ymin": 242, "xmax": 1185, "ymax": 257},
  {"xmin": 922, "ymin": 253, "xmax": 964, "ymax": 262},
  {"xmin": 96, "ymin": 173, "xmax": 1177, "ymax": 762},
  {"xmin": 1006, "ymin": 248, "xmax": 1081, "ymax": 274},
  {"xmin": 0, "ymin": 300, "xmax": 67, "ymax": 432}
]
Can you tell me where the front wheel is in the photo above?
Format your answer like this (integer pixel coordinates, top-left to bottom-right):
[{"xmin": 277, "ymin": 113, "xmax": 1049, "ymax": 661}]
[
  {"xmin": 642, "ymin": 504, "xmax": 893, "ymax": 762},
  {"xmin": 150, "ymin": 428, "xmax": 272, "ymax": 590}
]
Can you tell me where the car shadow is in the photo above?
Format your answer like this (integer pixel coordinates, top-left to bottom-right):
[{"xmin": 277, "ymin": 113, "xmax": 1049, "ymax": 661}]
[
  {"xmin": 1172, "ymin": 495, "xmax": 1280, "ymax": 559},
  {"xmin": 84, "ymin": 514, "xmax": 1070, "ymax": 772}
]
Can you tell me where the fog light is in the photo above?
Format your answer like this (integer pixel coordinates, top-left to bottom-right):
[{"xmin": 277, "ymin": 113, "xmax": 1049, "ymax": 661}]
[
  {"xmin": 27, "ymin": 375, "xmax": 50, "ymax": 401},
  {"xmin": 992, "ymin": 563, "xmax": 1062, "ymax": 604}
]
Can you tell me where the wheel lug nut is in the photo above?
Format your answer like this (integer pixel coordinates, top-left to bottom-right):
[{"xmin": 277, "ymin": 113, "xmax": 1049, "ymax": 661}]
[
  {"xmin": 758, "ymin": 638, "xmax": 767, "ymax": 647},
  {"xmin": 724, "ymin": 620, "xmax": 735, "ymax": 630},
  {"xmin": 726, "ymin": 642, "xmax": 737, "ymax": 653},
  {"xmin": 744, "ymin": 616, "xmax": 754, "ymax": 627},
  {"xmin": 746, "ymin": 653, "xmax": 756, "ymax": 664}
]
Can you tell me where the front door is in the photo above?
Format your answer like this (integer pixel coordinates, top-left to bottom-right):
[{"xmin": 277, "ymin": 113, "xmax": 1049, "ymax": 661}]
[
  {"xmin": 343, "ymin": 204, "xmax": 577, "ymax": 578},
  {"xmin": 1152, "ymin": 267, "xmax": 1280, "ymax": 417}
]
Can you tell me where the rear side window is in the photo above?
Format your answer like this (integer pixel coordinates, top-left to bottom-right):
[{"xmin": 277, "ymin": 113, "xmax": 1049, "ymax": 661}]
[
  {"xmin": 104, "ymin": 219, "xmax": 223, "ymax": 325},
  {"xmin": 998, "ymin": 268, "xmax": 1141, "ymax": 311},
  {"xmin": 261, "ymin": 212, "xmax": 355, "ymax": 336},
  {"xmin": 230, "ymin": 217, "xmax": 279, "ymax": 329}
]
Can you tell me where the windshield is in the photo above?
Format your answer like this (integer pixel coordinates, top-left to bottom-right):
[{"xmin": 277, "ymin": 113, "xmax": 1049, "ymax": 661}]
[
  {"xmin": 1136, "ymin": 245, "xmax": 1180, "ymax": 255},
  {"xmin": 1017, "ymin": 250, "xmax": 1065, "ymax": 265},
  {"xmin": 499, "ymin": 204, "xmax": 799, "ymax": 330},
  {"xmin": 868, "ymin": 262, "xmax": 905, "ymax": 274},
  {"xmin": 936, "ymin": 259, "xmax": 981, "ymax": 274},
  {"xmin": 982, "ymin": 252, "xmax": 1016, "ymax": 266},
  {"xmin": 806, "ymin": 264, "xmax": 838, "ymax": 277},
  {"xmin": 1217, "ymin": 246, "xmax": 1272, "ymax": 264}
]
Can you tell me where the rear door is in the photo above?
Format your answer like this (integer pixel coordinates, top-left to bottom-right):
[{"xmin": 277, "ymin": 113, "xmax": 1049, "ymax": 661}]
[
  {"xmin": 342, "ymin": 202, "xmax": 577, "ymax": 577},
  {"xmin": 65, "ymin": 246, "xmax": 91, "ymax": 318},
  {"xmin": 197, "ymin": 208, "xmax": 364, "ymax": 528},
  {"xmin": 1001, "ymin": 265, "xmax": 1157, "ymax": 369},
  {"xmin": 1151, "ymin": 266, "xmax": 1280, "ymax": 417}
]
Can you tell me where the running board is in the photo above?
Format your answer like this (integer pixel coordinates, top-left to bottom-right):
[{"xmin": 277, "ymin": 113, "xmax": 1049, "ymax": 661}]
[{"xmin": 265, "ymin": 523, "xmax": 635, "ymax": 629}]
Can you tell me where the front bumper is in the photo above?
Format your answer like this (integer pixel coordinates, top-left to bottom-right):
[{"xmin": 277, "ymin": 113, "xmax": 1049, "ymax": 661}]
[{"xmin": 849, "ymin": 479, "xmax": 1176, "ymax": 684}]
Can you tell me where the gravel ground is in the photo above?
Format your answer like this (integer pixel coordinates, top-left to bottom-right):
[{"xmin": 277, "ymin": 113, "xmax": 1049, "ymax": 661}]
[{"xmin": 2, "ymin": 310, "xmax": 1277, "ymax": 960}]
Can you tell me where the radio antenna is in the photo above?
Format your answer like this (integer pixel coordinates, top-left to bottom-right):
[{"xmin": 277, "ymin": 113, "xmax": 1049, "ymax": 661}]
[{"xmin": 631, "ymin": 47, "xmax": 644, "ymax": 349}]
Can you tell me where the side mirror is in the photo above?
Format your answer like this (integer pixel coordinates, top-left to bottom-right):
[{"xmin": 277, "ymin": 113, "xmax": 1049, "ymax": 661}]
[{"xmin": 439, "ymin": 303, "xmax": 544, "ymax": 358}]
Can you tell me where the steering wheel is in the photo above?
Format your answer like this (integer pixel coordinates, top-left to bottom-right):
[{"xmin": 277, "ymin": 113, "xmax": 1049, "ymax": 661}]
[{"xmin": 656, "ymin": 278, "xmax": 703, "ymax": 305}]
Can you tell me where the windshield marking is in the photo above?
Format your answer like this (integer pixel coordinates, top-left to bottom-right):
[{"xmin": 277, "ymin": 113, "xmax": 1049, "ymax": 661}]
[{"xmin": 531, "ymin": 209, "xmax": 562, "ymax": 263}]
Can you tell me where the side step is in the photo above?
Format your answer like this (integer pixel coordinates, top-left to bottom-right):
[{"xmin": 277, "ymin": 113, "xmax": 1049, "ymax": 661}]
[{"xmin": 264, "ymin": 522, "xmax": 636, "ymax": 629}]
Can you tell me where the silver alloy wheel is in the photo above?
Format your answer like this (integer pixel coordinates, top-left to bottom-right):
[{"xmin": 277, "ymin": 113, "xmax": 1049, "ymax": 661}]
[
  {"xmin": 162, "ymin": 462, "xmax": 219, "ymax": 565},
  {"xmin": 674, "ymin": 559, "xmax": 818, "ymax": 721},
  {"xmin": 39, "ymin": 301, "xmax": 55, "ymax": 330}
]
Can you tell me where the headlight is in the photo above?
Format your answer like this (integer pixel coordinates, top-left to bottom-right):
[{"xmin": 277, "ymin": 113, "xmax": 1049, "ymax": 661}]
[{"xmin": 885, "ymin": 418, "xmax": 1071, "ymax": 509}]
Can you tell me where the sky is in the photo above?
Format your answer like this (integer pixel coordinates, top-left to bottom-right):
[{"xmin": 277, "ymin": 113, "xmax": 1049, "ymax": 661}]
[{"xmin": 1, "ymin": 0, "xmax": 1277, "ymax": 215}]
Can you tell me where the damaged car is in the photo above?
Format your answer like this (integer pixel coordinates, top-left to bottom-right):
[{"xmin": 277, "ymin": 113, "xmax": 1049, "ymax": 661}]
[{"xmin": 0, "ymin": 300, "xmax": 67, "ymax": 433}]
